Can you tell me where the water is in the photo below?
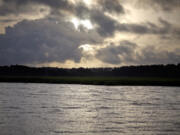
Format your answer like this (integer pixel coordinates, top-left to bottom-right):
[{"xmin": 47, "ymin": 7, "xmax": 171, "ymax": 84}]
[{"xmin": 0, "ymin": 83, "xmax": 180, "ymax": 135}]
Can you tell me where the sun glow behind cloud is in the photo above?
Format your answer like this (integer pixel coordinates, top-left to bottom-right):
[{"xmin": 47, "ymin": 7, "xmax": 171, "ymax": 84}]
[
  {"xmin": 0, "ymin": 0, "xmax": 180, "ymax": 67},
  {"xmin": 68, "ymin": 0, "xmax": 94, "ymax": 7},
  {"xmin": 82, "ymin": 0, "xmax": 93, "ymax": 6},
  {"xmin": 79, "ymin": 44, "xmax": 95, "ymax": 55},
  {"xmin": 71, "ymin": 17, "xmax": 93, "ymax": 30}
]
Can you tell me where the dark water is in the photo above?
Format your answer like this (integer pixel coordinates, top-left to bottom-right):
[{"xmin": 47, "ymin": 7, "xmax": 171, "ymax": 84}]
[{"xmin": 0, "ymin": 83, "xmax": 180, "ymax": 135}]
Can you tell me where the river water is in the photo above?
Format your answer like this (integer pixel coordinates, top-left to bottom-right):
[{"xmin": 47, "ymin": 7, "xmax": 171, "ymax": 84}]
[{"xmin": 0, "ymin": 83, "xmax": 180, "ymax": 135}]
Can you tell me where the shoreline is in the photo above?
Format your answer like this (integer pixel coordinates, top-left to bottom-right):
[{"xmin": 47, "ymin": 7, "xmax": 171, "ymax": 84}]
[{"xmin": 0, "ymin": 76, "xmax": 180, "ymax": 87}]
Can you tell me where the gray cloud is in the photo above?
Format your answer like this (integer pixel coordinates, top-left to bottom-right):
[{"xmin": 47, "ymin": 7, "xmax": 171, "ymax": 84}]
[
  {"xmin": 0, "ymin": 0, "xmax": 73, "ymax": 16},
  {"xmin": 0, "ymin": 17, "xmax": 102, "ymax": 65},
  {"xmin": 137, "ymin": 46, "xmax": 180, "ymax": 65},
  {"xmin": 96, "ymin": 41, "xmax": 137, "ymax": 64},
  {"xmin": 74, "ymin": 3, "xmax": 90, "ymax": 19},
  {"xmin": 151, "ymin": 0, "xmax": 180, "ymax": 11},
  {"xmin": 1, "ymin": 0, "xmax": 178, "ymax": 38},
  {"xmin": 96, "ymin": 41, "xmax": 180, "ymax": 65},
  {"xmin": 75, "ymin": 4, "xmax": 179, "ymax": 37},
  {"xmin": 90, "ymin": 10, "xmax": 119, "ymax": 37},
  {"xmin": 73, "ymin": 3, "xmax": 125, "ymax": 37},
  {"xmin": 118, "ymin": 18, "xmax": 173, "ymax": 34},
  {"xmin": 0, "ymin": 0, "xmax": 123, "ymax": 38},
  {"xmin": 73, "ymin": 3, "xmax": 122, "ymax": 37},
  {"xmin": 137, "ymin": 0, "xmax": 180, "ymax": 11},
  {"xmin": 98, "ymin": 0, "xmax": 124, "ymax": 14},
  {"xmin": 0, "ymin": 0, "xmax": 179, "ymax": 66},
  {"xmin": 92, "ymin": 14, "xmax": 180, "ymax": 37},
  {"xmin": 75, "ymin": 7, "xmax": 169, "ymax": 37}
]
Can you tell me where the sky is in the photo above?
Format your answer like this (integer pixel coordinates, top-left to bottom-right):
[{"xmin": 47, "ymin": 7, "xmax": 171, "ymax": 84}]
[{"xmin": 0, "ymin": 0, "xmax": 180, "ymax": 68}]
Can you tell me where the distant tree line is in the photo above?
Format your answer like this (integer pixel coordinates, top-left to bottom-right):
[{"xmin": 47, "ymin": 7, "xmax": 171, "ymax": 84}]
[{"xmin": 0, "ymin": 64, "xmax": 180, "ymax": 78}]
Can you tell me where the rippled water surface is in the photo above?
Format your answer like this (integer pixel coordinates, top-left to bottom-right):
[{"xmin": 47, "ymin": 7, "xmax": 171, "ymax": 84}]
[{"xmin": 0, "ymin": 83, "xmax": 180, "ymax": 135}]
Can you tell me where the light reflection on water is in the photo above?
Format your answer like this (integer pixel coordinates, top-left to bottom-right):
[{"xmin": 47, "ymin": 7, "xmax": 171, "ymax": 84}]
[{"xmin": 0, "ymin": 83, "xmax": 180, "ymax": 135}]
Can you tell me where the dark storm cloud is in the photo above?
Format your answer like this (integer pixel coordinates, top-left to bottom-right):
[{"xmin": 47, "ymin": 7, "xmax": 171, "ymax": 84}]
[
  {"xmin": 0, "ymin": 1, "xmax": 30, "ymax": 16},
  {"xmin": 75, "ymin": 6, "xmax": 174, "ymax": 37},
  {"xmin": 137, "ymin": 46, "xmax": 180, "ymax": 65},
  {"xmin": 0, "ymin": 17, "xmax": 102, "ymax": 65},
  {"xmin": 117, "ymin": 18, "xmax": 180, "ymax": 36},
  {"xmin": 0, "ymin": 0, "xmax": 73, "ymax": 16},
  {"xmin": 74, "ymin": 2, "xmax": 180, "ymax": 38},
  {"xmin": 126, "ymin": 19, "xmax": 169, "ymax": 34},
  {"xmin": 98, "ymin": 0, "xmax": 124, "ymax": 14},
  {"xmin": 96, "ymin": 41, "xmax": 180, "ymax": 65},
  {"xmin": 118, "ymin": 23, "xmax": 149, "ymax": 34},
  {"xmin": 73, "ymin": 2, "xmax": 125, "ymax": 37},
  {"xmin": 96, "ymin": 41, "xmax": 137, "ymax": 64},
  {"xmin": 73, "ymin": 3, "xmax": 122, "ymax": 37},
  {"xmin": 90, "ymin": 10, "xmax": 119, "ymax": 37},
  {"xmin": 91, "ymin": 14, "xmax": 179, "ymax": 37},
  {"xmin": 74, "ymin": 2, "xmax": 180, "ymax": 37},
  {"xmin": 0, "ymin": 0, "xmax": 124, "ymax": 38},
  {"xmin": 74, "ymin": 3, "xmax": 179, "ymax": 37},
  {"xmin": 74, "ymin": 4, "xmax": 87, "ymax": 17},
  {"xmin": 1, "ymin": 0, "xmax": 177, "ymax": 38},
  {"xmin": 0, "ymin": 0, "xmax": 179, "ymax": 66}
]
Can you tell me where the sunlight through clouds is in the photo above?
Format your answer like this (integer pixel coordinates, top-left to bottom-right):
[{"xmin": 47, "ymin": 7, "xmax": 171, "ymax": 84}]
[
  {"xmin": 71, "ymin": 17, "xmax": 93, "ymax": 30},
  {"xmin": 68, "ymin": 0, "xmax": 94, "ymax": 7},
  {"xmin": 82, "ymin": 0, "xmax": 93, "ymax": 6},
  {"xmin": 79, "ymin": 44, "xmax": 95, "ymax": 55},
  {"xmin": 0, "ymin": 0, "xmax": 180, "ymax": 67}
]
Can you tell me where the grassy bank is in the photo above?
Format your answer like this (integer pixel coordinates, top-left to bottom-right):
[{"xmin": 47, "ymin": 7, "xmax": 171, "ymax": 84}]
[{"xmin": 0, "ymin": 76, "xmax": 180, "ymax": 86}]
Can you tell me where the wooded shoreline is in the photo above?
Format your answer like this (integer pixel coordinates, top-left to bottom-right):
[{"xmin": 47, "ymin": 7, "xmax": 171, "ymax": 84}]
[
  {"xmin": 0, "ymin": 76, "xmax": 180, "ymax": 86},
  {"xmin": 1, "ymin": 64, "xmax": 180, "ymax": 86}
]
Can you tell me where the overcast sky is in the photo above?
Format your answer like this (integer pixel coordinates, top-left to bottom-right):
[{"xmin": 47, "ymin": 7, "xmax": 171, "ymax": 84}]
[{"xmin": 0, "ymin": 0, "xmax": 180, "ymax": 68}]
